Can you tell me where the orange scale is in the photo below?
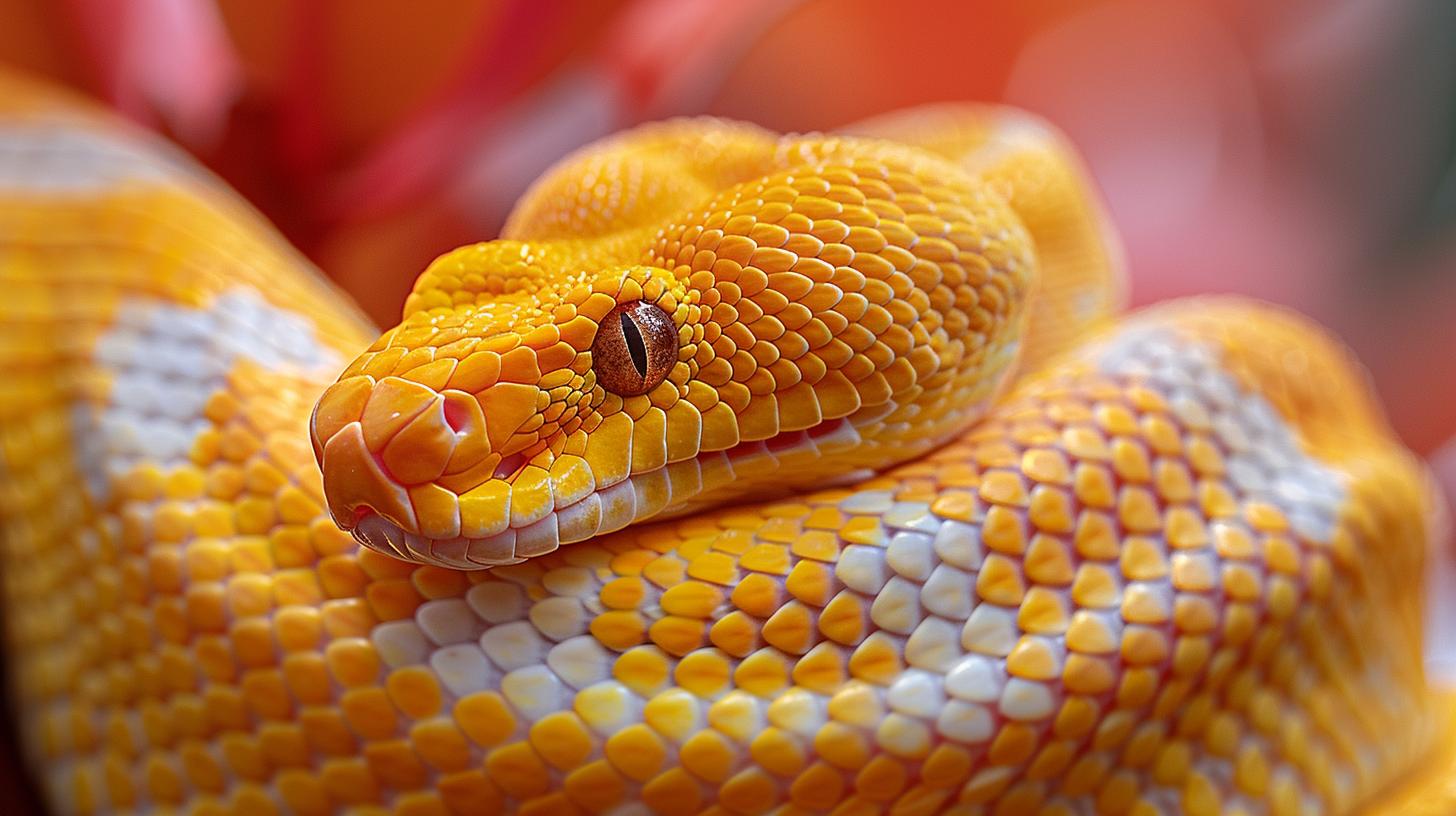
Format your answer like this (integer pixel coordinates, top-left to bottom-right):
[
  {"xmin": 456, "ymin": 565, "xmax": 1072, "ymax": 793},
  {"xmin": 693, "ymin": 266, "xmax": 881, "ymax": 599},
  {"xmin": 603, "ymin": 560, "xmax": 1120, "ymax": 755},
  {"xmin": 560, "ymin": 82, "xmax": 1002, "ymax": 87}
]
[
  {"xmin": 854, "ymin": 754, "xmax": 910, "ymax": 803},
  {"xmin": 436, "ymin": 770, "xmax": 505, "ymax": 815},
  {"xmin": 143, "ymin": 754, "xmax": 186, "ymax": 805},
  {"xmin": 164, "ymin": 696, "xmax": 208, "ymax": 744},
  {"xmin": 205, "ymin": 463, "xmax": 246, "ymax": 501},
  {"xmin": 152, "ymin": 503, "xmax": 195, "ymax": 543},
  {"xmin": 1027, "ymin": 486, "xmax": 1076, "ymax": 534},
  {"xmin": 1018, "ymin": 587, "xmax": 1071, "ymax": 635},
  {"xmin": 1162, "ymin": 613, "xmax": 1207, "ymax": 659},
  {"xmin": 818, "ymin": 591, "xmax": 870, "ymax": 646},
  {"xmin": 309, "ymin": 517, "xmax": 356, "ymax": 556},
  {"xmin": 847, "ymin": 632, "xmax": 905, "ymax": 685},
  {"xmin": 720, "ymin": 767, "xmax": 783, "ymax": 813},
  {"xmin": 340, "ymin": 688, "xmax": 400, "ymax": 741},
  {"xmin": 790, "ymin": 761, "xmax": 848, "ymax": 810},
  {"xmin": 1221, "ymin": 603, "xmax": 1260, "ymax": 646},
  {"xmin": 238, "ymin": 669, "xmax": 294, "ymax": 721},
  {"xmin": 605, "ymin": 549, "xmax": 656, "ymax": 579},
  {"xmin": 590, "ymin": 610, "xmax": 649, "ymax": 651},
  {"xmin": 258, "ymin": 722, "xmax": 311, "ymax": 768},
  {"xmin": 1117, "ymin": 487, "xmax": 1163, "ymax": 534},
  {"xmin": 563, "ymin": 759, "xmax": 628, "ymax": 812},
  {"xmin": 641, "ymin": 554, "xmax": 688, "ymax": 588},
  {"xmin": 1121, "ymin": 627, "xmax": 1172, "ymax": 666},
  {"xmin": 298, "ymin": 707, "xmax": 358, "ymax": 757},
  {"xmin": 1197, "ymin": 481, "xmax": 1240, "ymax": 520},
  {"xmin": 364, "ymin": 578, "xmax": 424, "ymax": 621},
  {"xmin": 234, "ymin": 496, "xmax": 278, "ymax": 534},
  {"xmin": 1024, "ymin": 536, "xmax": 1075, "ymax": 587},
  {"xmin": 229, "ymin": 617, "xmax": 275, "ymax": 668},
  {"xmin": 785, "ymin": 560, "xmax": 837, "ymax": 606},
  {"xmin": 730, "ymin": 572, "xmax": 785, "ymax": 618},
  {"xmin": 686, "ymin": 551, "xmax": 740, "ymax": 586},
  {"xmin": 1062, "ymin": 653, "xmax": 1117, "ymax": 697},
  {"xmin": 273, "ymin": 606, "xmax": 323, "ymax": 651},
  {"xmin": 411, "ymin": 566, "xmax": 469, "ymax": 600},
  {"xmin": 178, "ymin": 584, "xmax": 227, "ymax": 634},
  {"xmin": 269, "ymin": 569, "xmax": 322, "ymax": 608},
  {"xmin": 740, "ymin": 542, "xmax": 792, "ymax": 575},
  {"xmin": 599, "ymin": 576, "xmax": 647, "ymax": 610},
  {"xmin": 734, "ymin": 648, "xmax": 793, "ymax": 695},
  {"xmin": 386, "ymin": 666, "xmax": 444, "ymax": 719},
  {"xmin": 363, "ymin": 739, "xmax": 430, "ymax": 791},
  {"xmin": 529, "ymin": 711, "xmax": 596, "ymax": 771},
  {"xmin": 674, "ymin": 650, "xmax": 732, "ymax": 697},
  {"xmin": 1244, "ymin": 501, "xmax": 1290, "ymax": 534},
  {"xmin": 649, "ymin": 616, "xmax": 710, "ymax": 657},
  {"xmin": 225, "ymin": 573, "xmax": 276, "ymax": 618},
  {"xmin": 1115, "ymin": 668, "xmax": 1162, "ymax": 710},
  {"xmin": 1119, "ymin": 537, "xmax": 1169, "ymax": 582},
  {"xmin": 1111, "ymin": 438, "xmax": 1153, "ymax": 484},
  {"xmin": 660, "ymin": 581, "xmax": 724, "ymax": 618},
  {"xmin": 1070, "ymin": 512, "xmax": 1120, "ymax": 565},
  {"xmin": 269, "ymin": 526, "xmax": 316, "ymax": 568},
  {"xmin": 975, "ymin": 554, "xmax": 1026, "ymax": 606},
  {"xmin": 195, "ymin": 504, "xmax": 239, "ymax": 539},
  {"xmin": 394, "ymin": 791, "xmax": 454, "ymax": 816},
  {"xmin": 839, "ymin": 516, "xmax": 887, "ymax": 546},
  {"xmin": 227, "ymin": 784, "xmax": 283, "ymax": 816},
  {"xmin": 1072, "ymin": 464, "xmax": 1117, "ymax": 510},
  {"xmin": 641, "ymin": 768, "xmax": 705, "ymax": 816},
  {"xmin": 681, "ymin": 730, "xmax": 738, "ymax": 783},
  {"xmin": 452, "ymin": 691, "xmax": 516, "ymax": 749},
  {"xmin": 930, "ymin": 490, "xmax": 982, "ymax": 523},
  {"xmin": 99, "ymin": 757, "xmax": 137, "ymax": 810},
  {"xmin": 280, "ymin": 653, "xmax": 332, "ymax": 706},
  {"xmin": 324, "ymin": 638, "xmax": 382, "ymax": 688},
  {"xmin": 982, "ymin": 506, "xmax": 1028, "ymax": 555},
  {"xmin": 1094, "ymin": 770, "xmax": 1142, "ymax": 815},
  {"xmin": 1221, "ymin": 563, "xmax": 1264, "ymax": 603}
]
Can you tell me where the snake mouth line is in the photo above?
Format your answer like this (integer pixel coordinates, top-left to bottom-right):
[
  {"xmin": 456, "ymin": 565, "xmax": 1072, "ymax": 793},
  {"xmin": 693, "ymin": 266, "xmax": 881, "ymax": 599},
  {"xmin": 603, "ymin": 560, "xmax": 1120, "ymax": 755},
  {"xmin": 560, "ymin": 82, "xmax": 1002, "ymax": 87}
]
[{"xmin": 348, "ymin": 417, "xmax": 863, "ymax": 569}]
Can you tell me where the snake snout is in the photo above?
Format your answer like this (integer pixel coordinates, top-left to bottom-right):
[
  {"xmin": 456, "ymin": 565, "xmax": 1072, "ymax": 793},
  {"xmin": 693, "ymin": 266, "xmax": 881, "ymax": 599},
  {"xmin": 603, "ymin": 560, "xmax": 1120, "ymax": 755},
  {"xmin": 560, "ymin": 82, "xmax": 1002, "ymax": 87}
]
[{"xmin": 311, "ymin": 374, "xmax": 497, "ymax": 538}]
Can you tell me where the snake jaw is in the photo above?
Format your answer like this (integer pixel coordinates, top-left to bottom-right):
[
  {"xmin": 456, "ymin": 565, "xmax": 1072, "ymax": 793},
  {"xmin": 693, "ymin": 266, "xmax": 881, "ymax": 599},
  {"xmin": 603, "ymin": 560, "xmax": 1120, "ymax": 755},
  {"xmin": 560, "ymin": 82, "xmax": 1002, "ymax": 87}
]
[{"xmin": 313, "ymin": 353, "xmax": 871, "ymax": 568}]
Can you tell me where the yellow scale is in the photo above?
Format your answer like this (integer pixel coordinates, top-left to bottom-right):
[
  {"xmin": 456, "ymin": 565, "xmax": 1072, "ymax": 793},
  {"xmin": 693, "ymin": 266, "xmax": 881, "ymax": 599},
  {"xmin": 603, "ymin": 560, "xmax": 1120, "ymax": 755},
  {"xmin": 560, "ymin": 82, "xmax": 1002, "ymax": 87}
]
[{"xmin": 0, "ymin": 69, "xmax": 1447, "ymax": 815}]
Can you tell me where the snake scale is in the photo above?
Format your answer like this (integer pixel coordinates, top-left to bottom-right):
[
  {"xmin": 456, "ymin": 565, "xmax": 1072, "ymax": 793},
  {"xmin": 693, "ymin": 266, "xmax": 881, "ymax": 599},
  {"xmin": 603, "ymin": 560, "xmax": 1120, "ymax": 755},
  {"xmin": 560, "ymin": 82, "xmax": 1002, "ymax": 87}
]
[{"xmin": 0, "ymin": 69, "xmax": 1449, "ymax": 815}]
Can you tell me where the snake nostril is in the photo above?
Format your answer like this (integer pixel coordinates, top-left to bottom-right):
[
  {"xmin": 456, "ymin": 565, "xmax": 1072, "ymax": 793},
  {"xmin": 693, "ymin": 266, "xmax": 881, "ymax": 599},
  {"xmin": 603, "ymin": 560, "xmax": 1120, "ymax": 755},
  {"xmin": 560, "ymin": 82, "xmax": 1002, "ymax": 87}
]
[{"xmin": 443, "ymin": 397, "xmax": 471, "ymax": 433}]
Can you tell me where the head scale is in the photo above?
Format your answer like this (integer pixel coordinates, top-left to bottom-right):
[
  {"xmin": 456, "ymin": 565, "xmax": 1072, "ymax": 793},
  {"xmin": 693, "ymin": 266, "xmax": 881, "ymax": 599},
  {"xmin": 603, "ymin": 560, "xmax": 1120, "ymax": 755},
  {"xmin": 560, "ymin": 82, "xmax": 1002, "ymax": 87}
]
[{"xmin": 311, "ymin": 125, "xmax": 1035, "ymax": 568}]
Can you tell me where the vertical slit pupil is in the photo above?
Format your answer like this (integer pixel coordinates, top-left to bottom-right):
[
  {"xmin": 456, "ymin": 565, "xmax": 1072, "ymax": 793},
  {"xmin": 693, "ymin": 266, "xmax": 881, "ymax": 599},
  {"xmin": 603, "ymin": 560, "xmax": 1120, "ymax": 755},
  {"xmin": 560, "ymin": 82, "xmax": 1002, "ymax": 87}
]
[{"xmin": 621, "ymin": 311, "xmax": 648, "ymax": 378}]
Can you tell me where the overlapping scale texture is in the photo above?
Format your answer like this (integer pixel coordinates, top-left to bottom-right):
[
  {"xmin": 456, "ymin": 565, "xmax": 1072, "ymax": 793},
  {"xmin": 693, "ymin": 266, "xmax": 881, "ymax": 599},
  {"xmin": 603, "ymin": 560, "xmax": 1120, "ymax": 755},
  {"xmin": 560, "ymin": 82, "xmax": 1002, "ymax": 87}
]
[
  {"xmin": 0, "ymin": 68, "xmax": 1444, "ymax": 816},
  {"xmin": 312, "ymin": 125, "xmax": 1042, "ymax": 569}
]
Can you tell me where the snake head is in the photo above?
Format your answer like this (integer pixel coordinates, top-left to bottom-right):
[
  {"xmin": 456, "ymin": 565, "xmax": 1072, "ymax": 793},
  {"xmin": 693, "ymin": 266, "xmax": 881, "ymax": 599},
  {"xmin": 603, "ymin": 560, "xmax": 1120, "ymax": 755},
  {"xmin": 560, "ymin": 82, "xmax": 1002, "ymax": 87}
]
[{"xmin": 312, "ymin": 126, "xmax": 1036, "ymax": 568}]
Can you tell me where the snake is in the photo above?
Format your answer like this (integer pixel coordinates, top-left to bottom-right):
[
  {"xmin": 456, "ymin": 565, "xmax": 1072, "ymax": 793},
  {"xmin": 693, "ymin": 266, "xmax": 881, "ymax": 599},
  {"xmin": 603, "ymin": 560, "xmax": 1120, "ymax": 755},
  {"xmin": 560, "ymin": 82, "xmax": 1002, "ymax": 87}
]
[{"xmin": 0, "ymin": 66, "xmax": 1450, "ymax": 815}]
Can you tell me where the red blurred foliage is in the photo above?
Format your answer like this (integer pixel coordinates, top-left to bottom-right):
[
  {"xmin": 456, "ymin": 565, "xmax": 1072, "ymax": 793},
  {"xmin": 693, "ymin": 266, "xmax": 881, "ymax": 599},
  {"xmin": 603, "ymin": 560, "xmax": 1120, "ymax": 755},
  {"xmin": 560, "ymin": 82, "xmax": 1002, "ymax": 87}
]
[{"xmin": 0, "ymin": 0, "xmax": 1452, "ymax": 457}]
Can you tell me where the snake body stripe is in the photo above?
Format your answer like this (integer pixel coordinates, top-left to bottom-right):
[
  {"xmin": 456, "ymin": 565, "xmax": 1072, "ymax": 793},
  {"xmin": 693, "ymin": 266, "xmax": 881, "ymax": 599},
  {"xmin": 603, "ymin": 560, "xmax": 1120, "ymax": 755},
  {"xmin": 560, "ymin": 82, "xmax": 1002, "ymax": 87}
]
[{"xmin": 0, "ymin": 68, "xmax": 1446, "ymax": 815}]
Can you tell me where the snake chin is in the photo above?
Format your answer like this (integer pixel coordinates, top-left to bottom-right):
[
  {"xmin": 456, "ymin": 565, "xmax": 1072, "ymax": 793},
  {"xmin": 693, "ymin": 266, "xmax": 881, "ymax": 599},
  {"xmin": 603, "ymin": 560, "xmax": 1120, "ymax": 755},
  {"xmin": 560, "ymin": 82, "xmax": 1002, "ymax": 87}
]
[{"xmin": 351, "ymin": 417, "xmax": 865, "ymax": 570}]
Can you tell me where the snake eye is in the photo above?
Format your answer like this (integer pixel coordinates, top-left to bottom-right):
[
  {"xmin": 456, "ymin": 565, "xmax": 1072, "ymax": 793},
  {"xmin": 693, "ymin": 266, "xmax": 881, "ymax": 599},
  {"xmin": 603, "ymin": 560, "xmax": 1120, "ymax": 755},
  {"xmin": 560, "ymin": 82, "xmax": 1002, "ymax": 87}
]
[{"xmin": 592, "ymin": 301, "xmax": 677, "ymax": 396}]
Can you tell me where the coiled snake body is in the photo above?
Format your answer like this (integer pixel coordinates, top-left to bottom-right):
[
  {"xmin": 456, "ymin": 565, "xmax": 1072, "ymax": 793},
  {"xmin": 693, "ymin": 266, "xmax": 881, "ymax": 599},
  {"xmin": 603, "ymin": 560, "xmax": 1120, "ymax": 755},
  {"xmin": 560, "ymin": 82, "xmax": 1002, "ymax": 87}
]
[{"xmin": 0, "ymin": 71, "xmax": 1448, "ymax": 814}]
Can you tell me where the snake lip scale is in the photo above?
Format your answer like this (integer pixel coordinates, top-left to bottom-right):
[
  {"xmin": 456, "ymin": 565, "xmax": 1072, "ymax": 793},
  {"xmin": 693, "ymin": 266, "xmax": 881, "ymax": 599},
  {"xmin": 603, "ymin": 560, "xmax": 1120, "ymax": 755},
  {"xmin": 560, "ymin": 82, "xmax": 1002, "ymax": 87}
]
[{"xmin": 338, "ymin": 416, "xmax": 866, "ymax": 569}]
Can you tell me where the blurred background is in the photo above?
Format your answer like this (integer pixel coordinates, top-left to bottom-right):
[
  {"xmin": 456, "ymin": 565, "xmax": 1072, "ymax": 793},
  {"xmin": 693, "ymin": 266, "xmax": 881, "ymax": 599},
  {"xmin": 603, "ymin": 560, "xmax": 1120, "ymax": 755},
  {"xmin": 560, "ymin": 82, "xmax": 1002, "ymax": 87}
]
[
  {"xmin": 0, "ymin": 0, "xmax": 1453, "ymax": 498},
  {"xmin": 1, "ymin": 0, "xmax": 1455, "ymax": 811}
]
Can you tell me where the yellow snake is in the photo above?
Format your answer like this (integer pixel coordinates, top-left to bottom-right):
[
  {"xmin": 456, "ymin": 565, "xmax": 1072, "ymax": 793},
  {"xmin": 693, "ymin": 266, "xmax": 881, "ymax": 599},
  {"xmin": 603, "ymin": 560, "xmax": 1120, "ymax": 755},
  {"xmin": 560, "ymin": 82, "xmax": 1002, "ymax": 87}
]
[{"xmin": 0, "ymin": 68, "xmax": 1449, "ymax": 815}]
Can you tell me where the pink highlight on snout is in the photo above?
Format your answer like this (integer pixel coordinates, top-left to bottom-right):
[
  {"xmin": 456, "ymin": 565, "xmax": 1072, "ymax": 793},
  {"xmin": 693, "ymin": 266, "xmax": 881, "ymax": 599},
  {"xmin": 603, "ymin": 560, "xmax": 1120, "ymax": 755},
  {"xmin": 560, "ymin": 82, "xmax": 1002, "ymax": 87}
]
[
  {"xmin": 443, "ymin": 397, "xmax": 472, "ymax": 433},
  {"xmin": 493, "ymin": 452, "xmax": 526, "ymax": 480}
]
